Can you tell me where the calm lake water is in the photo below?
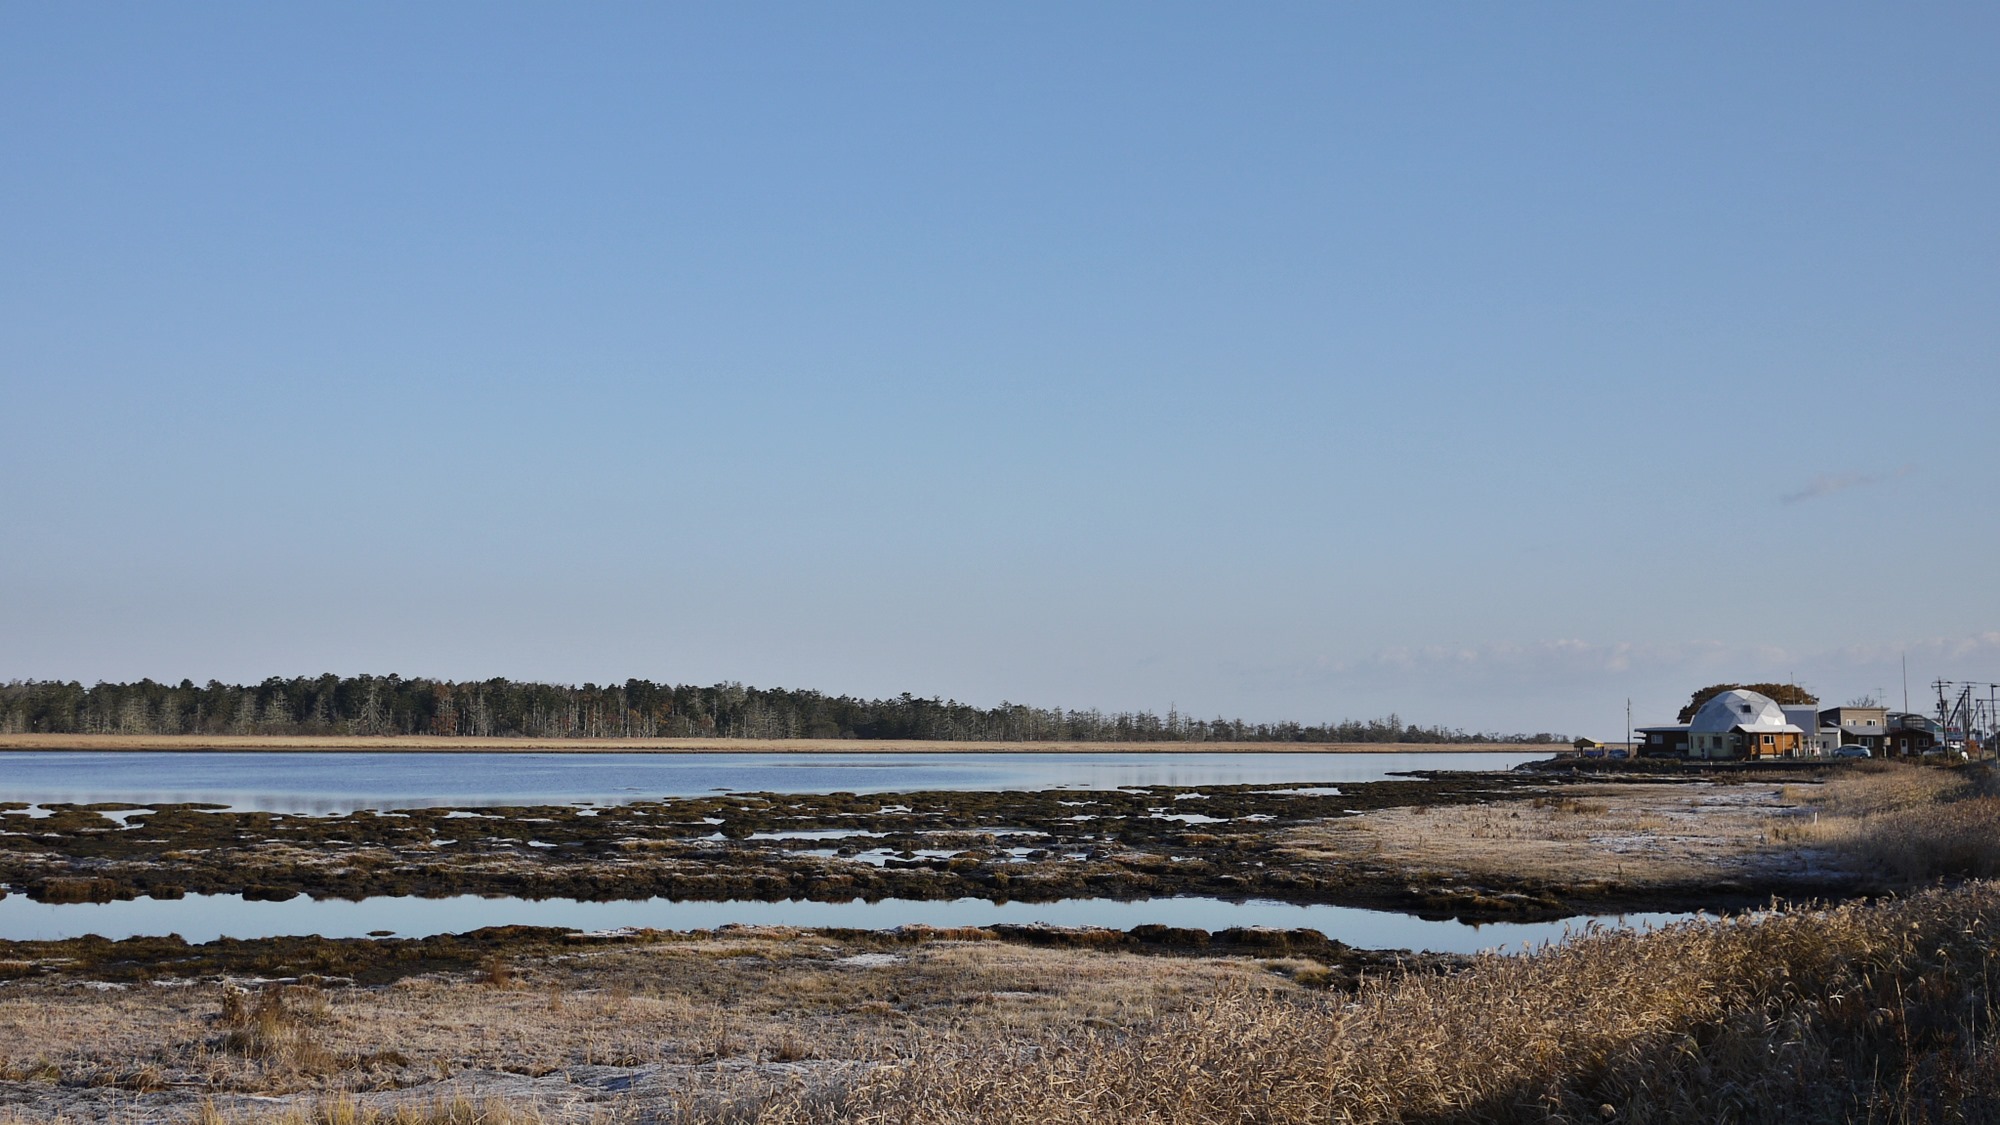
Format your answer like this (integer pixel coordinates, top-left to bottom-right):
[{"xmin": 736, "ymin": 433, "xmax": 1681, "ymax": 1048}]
[
  {"xmin": 0, "ymin": 892, "xmax": 1688, "ymax": 955},
  {"xmin": 0, "ymin": 750, "xmax": 1544, "ymax": 812}
]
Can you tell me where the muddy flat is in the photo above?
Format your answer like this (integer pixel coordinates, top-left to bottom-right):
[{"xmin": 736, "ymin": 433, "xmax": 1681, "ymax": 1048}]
[
  {"xmin": 0, "ymin": 760, "xmax": 1984, "ymax": 1124},
  {"xmin": 0, "ymin": 766, "xmax": 1869, "ymax": 923},
  {"xmin": 0, "ymin": 922, "xmax": 1456, "ymax": 1123},
  {"xmin": 1283, "ymin": 780, "xmax": 1849, "ymax": 890}
]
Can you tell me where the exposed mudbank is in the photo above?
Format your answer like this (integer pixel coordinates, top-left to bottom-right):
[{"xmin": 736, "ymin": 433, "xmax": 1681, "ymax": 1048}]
[
  {"xmin": 0, "ymin": 919, "xmax": 1460, "ymax": 988},
  {"xmin": 0, "ymin": 766, "xmax": 1859, "ymax": 922}
]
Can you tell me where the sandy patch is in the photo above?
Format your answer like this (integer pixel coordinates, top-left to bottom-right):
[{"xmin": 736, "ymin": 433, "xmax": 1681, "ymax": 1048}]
[{"xmin": 1281, "ymin": 782, "xmax": 1847, "ymax": 886}]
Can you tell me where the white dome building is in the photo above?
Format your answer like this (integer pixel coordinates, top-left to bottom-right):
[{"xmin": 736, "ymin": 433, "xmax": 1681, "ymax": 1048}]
[{"xmin": 1687, "ymin": 688, "xmax": 1807, "ymax": 760}]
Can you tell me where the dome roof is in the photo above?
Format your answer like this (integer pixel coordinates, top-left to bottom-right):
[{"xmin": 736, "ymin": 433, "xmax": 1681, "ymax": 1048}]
[{"xmin": 1688, "ymin": 689, "xmax": 1795, "ymax": 733}]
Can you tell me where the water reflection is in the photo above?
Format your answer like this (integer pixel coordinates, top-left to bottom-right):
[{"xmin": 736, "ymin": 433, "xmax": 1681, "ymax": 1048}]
[
  {"xmin": 0, "ymin": 750, "xmax": 1545, "ymax": 812},
  {"xmin": 0, "ymin": 891, "xmax": 1688, "ymax": 955}
]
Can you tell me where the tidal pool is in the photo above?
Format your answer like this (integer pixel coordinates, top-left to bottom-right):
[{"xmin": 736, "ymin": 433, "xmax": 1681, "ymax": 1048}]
[
  {"xmin": 0, "ymin": 750, "xmax": 1545, "ymax": 813},
  {"xmin": 0, "ymin": 891, "xmax": 1689, "ymax": 955}
]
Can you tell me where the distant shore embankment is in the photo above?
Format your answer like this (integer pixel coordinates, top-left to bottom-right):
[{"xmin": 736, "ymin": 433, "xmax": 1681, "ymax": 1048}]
[{"xmin": 0, "ymin": 733, "xmax": 1561, "ymax": 755}]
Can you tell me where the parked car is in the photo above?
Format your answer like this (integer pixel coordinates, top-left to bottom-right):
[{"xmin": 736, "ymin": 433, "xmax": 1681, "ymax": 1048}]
[{"xmin": 1832, "ymin": 745, "xmax": 1871, "ymax": 759}]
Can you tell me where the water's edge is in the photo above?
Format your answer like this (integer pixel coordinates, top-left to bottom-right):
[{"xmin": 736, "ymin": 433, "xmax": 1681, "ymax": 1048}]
[
  {"xmin": 0, "ymin": 891, "xmax": 1691, "ymax": 955},
  {"xmin": 0, "ymin": 749, "xmax": 1545, "ymax": 812}
]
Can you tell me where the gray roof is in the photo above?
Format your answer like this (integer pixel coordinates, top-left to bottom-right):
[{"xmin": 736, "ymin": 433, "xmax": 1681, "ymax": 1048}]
[{"xmin": 1689, "ymin": 689, "xmax": 1803, "ymax": 734}]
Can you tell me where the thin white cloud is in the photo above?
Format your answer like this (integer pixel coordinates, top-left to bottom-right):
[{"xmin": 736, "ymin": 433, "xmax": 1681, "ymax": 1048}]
[
  {"xmin": 1262, "ymin": 633, "xmax": 2000, "ymax": 699},
  {"xmin": 1341, "ymin": 639, "xmax": 1790, "ymax": 684},
  {"xmin": 1205, "ymin": 633, "xmax": 2000, "ymax": 735},
  {"xmin": 1819, "ymin": 632, "xmax": 2000, "ymax": 668},
  {"xmin": 1781, "ymin": 464, "xmax": 1914, "ymax": 505},
  {"xmin": 1367, "ymin": 633, "xmax": 2000, "ymax": 677}
]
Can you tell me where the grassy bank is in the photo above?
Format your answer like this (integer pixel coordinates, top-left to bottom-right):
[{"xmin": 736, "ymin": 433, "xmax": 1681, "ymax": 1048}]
[
  {"xmin": 754, "ymin": 880, "xmax": 2000, "ymax": 1124},
  {"xmin": 1777, "ymin": 759, "xmax": 2000, "ymax": 885},
  {"xmin": 5, "ymin": 881, "xmax": 1999, "ymax": 1124}
]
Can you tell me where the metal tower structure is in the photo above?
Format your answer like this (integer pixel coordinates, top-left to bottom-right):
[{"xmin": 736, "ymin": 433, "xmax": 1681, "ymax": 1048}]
[{"xmin": 1932, "ymin": 680, "xmax": 2000, "ymax": 755}]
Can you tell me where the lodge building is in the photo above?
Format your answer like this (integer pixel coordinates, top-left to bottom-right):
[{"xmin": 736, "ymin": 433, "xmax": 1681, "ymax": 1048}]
[
  {"xmin": 1625, "ymin": 691, "xmax": 1962, "ymax": 761},
  {"xmin": 1684, "ymin": 689, "xmax": 1807, "ymax": 759}
]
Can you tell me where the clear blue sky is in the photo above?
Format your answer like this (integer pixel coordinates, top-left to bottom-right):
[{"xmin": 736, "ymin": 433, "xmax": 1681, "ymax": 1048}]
[{"xmin": 4, "ymin": 3, "xmax": 1996, "ymax": 735}]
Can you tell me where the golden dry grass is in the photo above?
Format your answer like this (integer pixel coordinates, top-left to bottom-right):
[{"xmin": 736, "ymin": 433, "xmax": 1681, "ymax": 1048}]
[
  {"xmin": 0, "ymin": 1098, "xmax": 574, "ymax": 1125},
  {"xmin": 742, "ymin": 881, "xmax": 2000, "ymax": 1124},
  {"xmin": 1777, "ymin": 761, "xmax": 2000, "ymax": 884},
  {"xmin": 11, "ymin": 876, "xmax": 2000, "ymax": 1123},
  {"xmin": 210, "ymin": 1096, "xmax": 575, "ymax": 1124},
  {"xmin": 0, "ymin": 733, "xmax": 1546, "ymax": 754},
  {"xmin": 0, "ymin": 932, "xmax": 1280, "ymax": 1108},
  {"xmin": 1280, "ymin": 780, "xmax": 1827, "ymax": 886},
  {"xmin": 1284, "ymin": 762, "xmax": 2000, "ymax": 894},
  {"xmin": 5, "ymin": 764, "xmax": 1995, "ymax": 1124}
]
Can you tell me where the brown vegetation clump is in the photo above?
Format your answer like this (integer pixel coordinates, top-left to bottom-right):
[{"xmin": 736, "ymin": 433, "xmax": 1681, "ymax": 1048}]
[
  {"xmin": 1281, "ymin": 779, "xmax": 1813, "ymax": 892},
  {"xmin": 196, "ymin": 1096, "xmax": 568, "ymax": 1124},
  {"xmin": 1785, "ymin": 762, "xmax": 2000, "ymax": 884},
  {"xmin": 7, "ymin": 886, "xmax": 2000, "ymax": 1123},
  {"xmin": 733, "ymin": 882, "xmax": 2000, "ymax": 1125},
  {"xmin": 216, "ymin": 984, "xmax": 339, "ymax": 1078}
]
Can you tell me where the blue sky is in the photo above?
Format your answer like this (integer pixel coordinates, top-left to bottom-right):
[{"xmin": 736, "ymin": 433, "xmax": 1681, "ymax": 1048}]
[{"xmin": 3, "ymin": 3, "xmax": 1996, "ymax": 735}]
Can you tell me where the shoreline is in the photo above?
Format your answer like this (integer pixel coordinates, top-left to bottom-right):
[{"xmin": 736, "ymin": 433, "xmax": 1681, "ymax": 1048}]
[
  {"xmin": 0, "ymin": 733, "xmax": 1557, "ymax": 754},
  {"xmin": 0, "ymin": 768, "xmax": 1845, "ymax": 924}
]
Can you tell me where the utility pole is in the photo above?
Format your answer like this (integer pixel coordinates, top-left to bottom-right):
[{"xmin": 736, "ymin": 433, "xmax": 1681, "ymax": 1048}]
[
  {"xmin": 1625, "ymin": 698, "xmax": 1632, "ymax": 756},
  {"xmin": 1987, "ymin": 683, "xmax": 1998, "ymax": 759}
]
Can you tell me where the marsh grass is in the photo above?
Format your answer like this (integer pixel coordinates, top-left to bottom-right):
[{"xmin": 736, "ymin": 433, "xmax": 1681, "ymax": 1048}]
[
  {"xmin": 1281, "ymin": 779, "xmax": 1806, "ymax": 888},
  {"xmin": 179, "ymin": 880, "xmax": 2000, "ymax": 1124},
  {"xmin": 1529, "ymin": 795, "xmax": 1609, "ymax": 816},
  {"xmin": 0, "ymin": 932, "xmax": 1269, "ymax": 1120},
  {"xmin": 735, "ymin": 883, "xmax": 2000, "ymax": 1124},
  {"xmin": 11, "ymin": 766, "xmax": 2000, "ymax": 1124},
  {"xmin": 216, "ymin": 984, "xmax": 339, "ymax": 1077},
  {"xmin": 1783, "ymin": 762, "xmax": 2000, "ymax": 883},
  {"xmin": 201, "ymin": 1096, "xmax": 578, "ymax": 1124}
]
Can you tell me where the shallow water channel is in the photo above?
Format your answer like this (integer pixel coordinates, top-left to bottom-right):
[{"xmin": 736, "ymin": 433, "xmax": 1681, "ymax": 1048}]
[
  {"xmin": 0, "ymin": 750, "xmax": 1546, "ymax": 812},
  {"xmin": 0, "ymin": 892, "xmax": 1690, "ymax": 954},
  {"xmin": 0, "ymin": 750, "xmax": 1613, "ymax": 952}
]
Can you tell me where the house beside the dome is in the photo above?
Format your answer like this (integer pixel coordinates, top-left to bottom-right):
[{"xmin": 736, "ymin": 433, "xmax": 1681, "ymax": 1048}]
[
  {"xmin": 1686, "ymin": 689, "xmax": 1807, "ymax": 760},
  {"xmin": 1634, "ymin": 724, "xmax": 1691, "ymax": 756}
]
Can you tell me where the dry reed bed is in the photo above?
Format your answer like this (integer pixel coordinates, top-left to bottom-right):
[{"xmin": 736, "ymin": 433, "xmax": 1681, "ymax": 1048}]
[
  {"xmin": 0, "ymin": 1097, "xmax": 566, "ymax": 1125},
  {"xmin": 1280, "ymin": 780, "xmax": 1821, "ymax": 889},
  {"xmin": 1780, "ymin": 761, "xmax": 2000, "ymax": 884},
  {"xmin": 748, "ymin": 881, "xmax": 2000, "ymax": 1124},
  {"xmin": 33, "ymin": 879, "xmax": 2000, "ymax": 1125},
  {"xmin": 0, "ymin": 934, "xmax": 1285, "ymax": 1122},
  {"xmin": 164, "ymin": 879, "xmax": 2000, "ymax": 1124},
  {"xmin": 1282, "ymin": 760, "xmax": 2000, "ymax": 899},
  {"xmin": 12, "ymin": 763, "xmax": 2000, "ymax": 1124}
]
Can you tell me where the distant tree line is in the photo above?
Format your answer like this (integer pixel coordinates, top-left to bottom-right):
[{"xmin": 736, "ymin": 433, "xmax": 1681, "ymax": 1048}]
[{"xmin": 0, "ymin": 676, "xmax": 1562, "ymax": 744}]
